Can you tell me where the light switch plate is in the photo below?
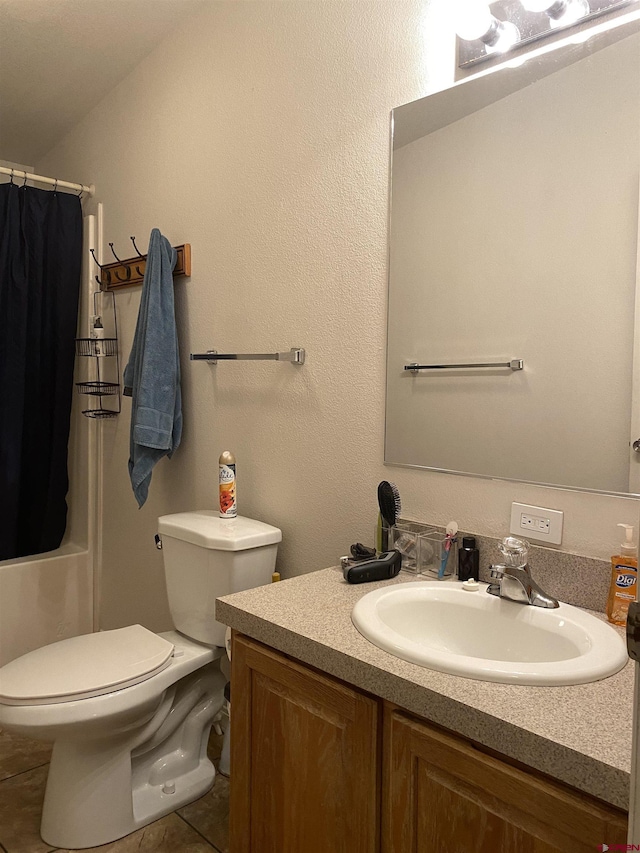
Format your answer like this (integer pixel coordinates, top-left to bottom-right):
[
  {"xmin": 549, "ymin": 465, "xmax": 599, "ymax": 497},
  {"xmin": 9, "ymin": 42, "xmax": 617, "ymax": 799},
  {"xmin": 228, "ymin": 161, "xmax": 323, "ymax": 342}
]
[{"xmin": 510, "ymin": 502, "xmax": 563, "ymax": 545}]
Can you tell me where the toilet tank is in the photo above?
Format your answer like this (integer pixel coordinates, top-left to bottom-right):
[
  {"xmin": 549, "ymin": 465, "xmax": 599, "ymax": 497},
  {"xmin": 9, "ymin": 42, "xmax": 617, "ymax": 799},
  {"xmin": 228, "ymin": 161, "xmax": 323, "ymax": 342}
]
[{"xmin": 157, "ymin": 511, "xmax": 281, "ymax": 647}]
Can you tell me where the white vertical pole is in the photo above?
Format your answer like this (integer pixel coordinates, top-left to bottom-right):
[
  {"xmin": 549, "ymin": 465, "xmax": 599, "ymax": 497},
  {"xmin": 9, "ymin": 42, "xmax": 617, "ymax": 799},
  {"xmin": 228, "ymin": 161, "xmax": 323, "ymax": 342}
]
[
  {"xmin": 82, "ymin": 213, "xmax": 97, "ymax": 633},
  {"xmin": 92, "ymin": 203, "xmax": 104, "ymax": 632}
]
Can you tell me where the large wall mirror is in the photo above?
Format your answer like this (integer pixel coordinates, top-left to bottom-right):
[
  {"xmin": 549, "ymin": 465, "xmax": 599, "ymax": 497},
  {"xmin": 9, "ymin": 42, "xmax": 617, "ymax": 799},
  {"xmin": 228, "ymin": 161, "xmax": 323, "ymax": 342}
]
[{"xmin": 386, "ymin": 16, "xmax": 640, "ymax": 497}]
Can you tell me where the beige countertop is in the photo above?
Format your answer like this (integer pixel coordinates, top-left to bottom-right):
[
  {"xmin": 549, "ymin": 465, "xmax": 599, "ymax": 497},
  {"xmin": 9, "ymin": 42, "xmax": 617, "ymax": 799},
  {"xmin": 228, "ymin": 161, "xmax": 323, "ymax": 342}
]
[{"xmin": 216, "ymin": 566, "xmax": 634, "ymax": 810}]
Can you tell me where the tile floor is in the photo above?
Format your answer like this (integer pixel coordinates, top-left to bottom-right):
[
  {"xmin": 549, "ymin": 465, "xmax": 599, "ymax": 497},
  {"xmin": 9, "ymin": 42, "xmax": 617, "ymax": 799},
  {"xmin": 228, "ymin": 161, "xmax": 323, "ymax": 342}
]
[{"xmin": 0, "ymin": 727, "xmax": 229, "ymax": 853}]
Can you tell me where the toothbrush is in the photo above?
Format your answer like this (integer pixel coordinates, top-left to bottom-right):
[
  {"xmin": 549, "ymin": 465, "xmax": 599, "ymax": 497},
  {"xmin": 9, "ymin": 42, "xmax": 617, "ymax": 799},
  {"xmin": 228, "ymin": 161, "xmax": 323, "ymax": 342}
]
[{"xmin": 438, "ymin": 521, "xmax": 459, "ymax": 579}]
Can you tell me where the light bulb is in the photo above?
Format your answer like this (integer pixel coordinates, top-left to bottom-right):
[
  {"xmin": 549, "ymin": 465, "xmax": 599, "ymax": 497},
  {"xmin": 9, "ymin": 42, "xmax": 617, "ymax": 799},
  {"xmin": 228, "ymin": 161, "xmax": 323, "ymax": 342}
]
[
  {"xmin": 485, "ymin": 20, "xmax": 520, "ymax": 53},
  {"xmin": 454, "ymin": 0, "xmax": 493, "ymax": 41},
  {"xmin": 549, "ymin": 0, "xmax": 590, "ymax": 27},
  {"xmin": 521, "ymin": 0, "xmax": 590, "ymax": 25},
  {"xmin": 455, "ymin": 0, "xmax": 520, "ymax": 52}
]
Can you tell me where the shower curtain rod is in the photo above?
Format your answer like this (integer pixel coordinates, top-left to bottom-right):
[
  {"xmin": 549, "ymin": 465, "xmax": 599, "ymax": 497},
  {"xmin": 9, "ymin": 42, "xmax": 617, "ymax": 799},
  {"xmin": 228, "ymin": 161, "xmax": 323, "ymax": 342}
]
[{"xmin": 0, "ymin": 166, "xmax": 94, "ymax": 196}]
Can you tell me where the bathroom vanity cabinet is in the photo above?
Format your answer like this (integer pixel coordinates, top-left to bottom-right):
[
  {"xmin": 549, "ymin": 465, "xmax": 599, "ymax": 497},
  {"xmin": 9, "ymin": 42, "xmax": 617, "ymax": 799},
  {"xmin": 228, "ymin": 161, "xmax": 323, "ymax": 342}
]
[
  {"xmin": 230, "ymin": 634, "xmax": 627, "ymax": 853},
  {"xmin": 383, "ymin": 709, "xmax": 626, "ymax": 852},
  {"xmin": 230, "ymin": 634, "xmax": 380, "ymax": 853}
]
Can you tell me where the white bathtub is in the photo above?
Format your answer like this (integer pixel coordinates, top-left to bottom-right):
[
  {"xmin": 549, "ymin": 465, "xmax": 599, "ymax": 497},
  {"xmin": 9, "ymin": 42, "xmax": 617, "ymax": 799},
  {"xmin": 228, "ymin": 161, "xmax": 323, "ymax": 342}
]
[
  {"xmin": 0, "ymin": 214, "xmax": 101, "ymax": 668},
  {"xmin": 0, "ymin": 544, "xmax": 93, "ymax": 666}
]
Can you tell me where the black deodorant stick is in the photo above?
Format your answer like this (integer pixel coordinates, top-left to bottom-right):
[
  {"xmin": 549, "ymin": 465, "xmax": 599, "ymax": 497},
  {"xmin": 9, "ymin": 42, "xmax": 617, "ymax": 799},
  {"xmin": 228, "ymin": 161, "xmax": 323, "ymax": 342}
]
[{"xmin": 458, "ymin": 536, "xmax": 480, "ymax": 582}]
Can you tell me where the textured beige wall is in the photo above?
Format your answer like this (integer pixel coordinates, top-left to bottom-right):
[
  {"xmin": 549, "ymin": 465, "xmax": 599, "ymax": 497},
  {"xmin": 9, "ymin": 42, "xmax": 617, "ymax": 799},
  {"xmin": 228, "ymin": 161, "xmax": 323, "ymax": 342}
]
[{"xmin": 38, "ymin": 0, "xmax": 640, "ymax": 632}]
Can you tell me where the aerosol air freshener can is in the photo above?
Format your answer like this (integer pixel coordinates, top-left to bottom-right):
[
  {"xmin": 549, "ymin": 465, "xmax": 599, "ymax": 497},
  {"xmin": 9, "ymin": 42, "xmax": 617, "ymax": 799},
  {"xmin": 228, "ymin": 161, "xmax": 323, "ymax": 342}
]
[{"xmin": 219, "ymin": 451, "xmax": 237, "ymax": 518}]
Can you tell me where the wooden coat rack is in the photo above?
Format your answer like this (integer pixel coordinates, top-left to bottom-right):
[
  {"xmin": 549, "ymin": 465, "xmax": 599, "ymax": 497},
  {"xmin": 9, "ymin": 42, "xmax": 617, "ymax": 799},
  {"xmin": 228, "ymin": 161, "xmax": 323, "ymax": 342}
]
[{"xmin": 96, "ymin": 240, "xmax": 191, "ymax": 291}]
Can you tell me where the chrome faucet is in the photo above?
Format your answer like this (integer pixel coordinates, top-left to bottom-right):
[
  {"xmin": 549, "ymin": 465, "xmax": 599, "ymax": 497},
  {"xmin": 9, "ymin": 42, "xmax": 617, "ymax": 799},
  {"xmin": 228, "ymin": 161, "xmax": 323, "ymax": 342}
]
[{"xmin": 487, "ymin": 537, "xmax": 559, "ymax": 609}]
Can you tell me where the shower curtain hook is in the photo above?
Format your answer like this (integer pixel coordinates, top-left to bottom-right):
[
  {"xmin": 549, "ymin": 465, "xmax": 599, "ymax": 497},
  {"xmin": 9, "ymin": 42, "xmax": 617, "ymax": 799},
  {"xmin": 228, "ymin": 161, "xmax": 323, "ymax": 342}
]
[
  {"xmin": 21, "ymin": 171, "xmax": 27, "ymax": 187},
  {"xmin": 9, "ymin": 169, "xmax": 14, "ymax": 185},
  {"xmin": 52, "ymin": 178, "xmax": 58, "ymax": 193}
]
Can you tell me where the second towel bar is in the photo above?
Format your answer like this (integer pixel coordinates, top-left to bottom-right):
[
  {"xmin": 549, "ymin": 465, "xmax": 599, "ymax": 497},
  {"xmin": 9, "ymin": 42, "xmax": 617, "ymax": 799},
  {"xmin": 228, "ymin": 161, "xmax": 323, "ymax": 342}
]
[
  {"xmin": 405, "ymin": 359, "xmax": 523, "ymax": 373},
  {"xmin": 190, "ymin": 347, "xmax": 305, "ymax": 365}
]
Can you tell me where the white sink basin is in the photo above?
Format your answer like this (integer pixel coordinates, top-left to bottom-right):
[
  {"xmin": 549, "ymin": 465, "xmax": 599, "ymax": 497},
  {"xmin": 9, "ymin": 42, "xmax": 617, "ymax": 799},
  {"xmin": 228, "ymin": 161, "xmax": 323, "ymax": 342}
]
[{"xmin": 351, "ymin": 582, "xmax": 628, "ymax": 685}]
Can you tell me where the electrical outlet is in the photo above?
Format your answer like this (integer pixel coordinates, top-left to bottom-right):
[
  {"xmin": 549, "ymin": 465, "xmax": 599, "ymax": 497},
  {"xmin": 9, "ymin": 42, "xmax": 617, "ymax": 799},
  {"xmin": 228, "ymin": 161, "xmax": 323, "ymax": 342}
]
[{"xmin": 510, "ymin": 502, "xmax": 563, "ymax": 545}]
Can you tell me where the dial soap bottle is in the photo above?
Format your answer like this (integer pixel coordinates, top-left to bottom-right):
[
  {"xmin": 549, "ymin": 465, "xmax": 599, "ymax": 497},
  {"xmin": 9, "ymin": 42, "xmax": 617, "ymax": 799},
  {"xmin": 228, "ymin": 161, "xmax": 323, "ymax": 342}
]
[{"xmin": 606, "ymin": 523, "xmax": 637, "ymax": 626}]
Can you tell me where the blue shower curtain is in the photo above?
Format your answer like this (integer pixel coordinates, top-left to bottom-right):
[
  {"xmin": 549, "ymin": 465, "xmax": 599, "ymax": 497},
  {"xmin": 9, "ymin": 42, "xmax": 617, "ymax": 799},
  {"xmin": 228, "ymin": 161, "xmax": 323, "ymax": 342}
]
[{"xmin": 0, "ymin": 183, "xmax": 82, "ymax": 561}]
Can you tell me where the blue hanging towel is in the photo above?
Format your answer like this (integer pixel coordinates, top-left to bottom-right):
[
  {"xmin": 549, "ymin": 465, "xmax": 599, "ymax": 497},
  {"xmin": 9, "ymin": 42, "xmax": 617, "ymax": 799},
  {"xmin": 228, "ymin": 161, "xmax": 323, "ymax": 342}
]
[{"xmin": 123, "ymin": 228, "xmax": 182, "ymax": 507}]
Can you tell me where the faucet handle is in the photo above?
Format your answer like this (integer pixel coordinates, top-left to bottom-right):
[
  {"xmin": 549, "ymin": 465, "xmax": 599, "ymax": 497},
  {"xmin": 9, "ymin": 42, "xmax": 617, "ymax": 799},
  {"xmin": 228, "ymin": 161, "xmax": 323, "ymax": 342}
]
[
  {"xmin": 498, "ymin": 536, "xmax": 529, "ymax": 568},
  {"xmin": 490, "ymin": 564, "xmax": 505, "ymax": 579}
]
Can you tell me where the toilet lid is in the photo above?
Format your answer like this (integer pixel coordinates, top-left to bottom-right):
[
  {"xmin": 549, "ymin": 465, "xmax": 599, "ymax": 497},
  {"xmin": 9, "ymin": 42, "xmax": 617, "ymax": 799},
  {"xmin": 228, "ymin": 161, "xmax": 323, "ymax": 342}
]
[{"xmin": 0, "ymin": 625, "xmax": 175, "ymax": 705}]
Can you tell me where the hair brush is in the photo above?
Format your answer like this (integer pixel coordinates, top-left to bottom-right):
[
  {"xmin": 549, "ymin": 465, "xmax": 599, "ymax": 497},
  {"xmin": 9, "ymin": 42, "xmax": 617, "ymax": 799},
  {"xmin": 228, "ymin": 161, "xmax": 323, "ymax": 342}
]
[{"xmin": 377, "ymin": 481, "xmax": 401, "ymax": 551}]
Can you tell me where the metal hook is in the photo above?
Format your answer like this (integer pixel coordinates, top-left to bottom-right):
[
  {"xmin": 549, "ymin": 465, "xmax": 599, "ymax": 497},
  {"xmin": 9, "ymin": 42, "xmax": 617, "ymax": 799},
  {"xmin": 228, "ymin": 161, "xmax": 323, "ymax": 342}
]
[
  {"xmin": 90, "ymin": 249, "xmax": 105, "ymax": 269},
  {"xmin": 113, "ymin": 266, "xmax": 132, "ymax": 283},
  {"xmin": 21, "ymin": 171, "xmax": 27, "ymax": 188},
  {"xmin": 93, "ymin": 268, "xmax": 111, "ymax": 287},
  {"xmin": 135, "ymin": 265, "xmax": 145, "ymax": 277},
  {"xmin": 9, "ymin": 169, "xmax": 14, "ymax": 185},
  {"xmin": 108, "ymin": 242, "xmax": 123, "ymax": 263},
  {"xmin": 52, "ymin": 178, "xmax": 58, "ymax": 193},
  {"xmin": 130, "ymin": 236, "xmax": 144, "ymax": 257},
  {"xmin": 77, "ymin": 187, "xmax": 84, "ymax": 199}
]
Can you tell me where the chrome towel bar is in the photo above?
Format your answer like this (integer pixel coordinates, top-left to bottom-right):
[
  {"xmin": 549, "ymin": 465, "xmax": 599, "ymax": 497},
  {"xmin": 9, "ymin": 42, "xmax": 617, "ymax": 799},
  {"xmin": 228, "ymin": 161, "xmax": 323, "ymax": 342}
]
[
  {"xmin": 405, "ymin": 359, "xmax": 523, "ymax": 374},
  {"xmin": 190, "ymin": 347, "xmax": 305, "ymax": 365}
]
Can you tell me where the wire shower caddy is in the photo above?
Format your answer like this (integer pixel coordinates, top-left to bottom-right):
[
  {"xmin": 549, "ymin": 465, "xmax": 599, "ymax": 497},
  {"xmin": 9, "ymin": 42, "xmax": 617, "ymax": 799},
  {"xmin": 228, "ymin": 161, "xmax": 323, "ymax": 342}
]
[{"xmin": 75, "ymin": 290, "xmax": 121, "ymax": 418}]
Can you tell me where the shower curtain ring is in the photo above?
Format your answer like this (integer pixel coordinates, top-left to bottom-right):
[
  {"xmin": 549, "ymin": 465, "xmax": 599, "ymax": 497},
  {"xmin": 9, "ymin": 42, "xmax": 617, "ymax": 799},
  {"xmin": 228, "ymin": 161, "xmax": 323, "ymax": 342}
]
[
  {"xmin": 52, "ymin": 178, "xmax": 58, "ymax": 193},
  {"xmin": 21, "ymin": 172, "xmax": 27, "ymax": 187},
  {"xmin": 9, "ymin": 169, "xmax": 14, "ymax": 185}
]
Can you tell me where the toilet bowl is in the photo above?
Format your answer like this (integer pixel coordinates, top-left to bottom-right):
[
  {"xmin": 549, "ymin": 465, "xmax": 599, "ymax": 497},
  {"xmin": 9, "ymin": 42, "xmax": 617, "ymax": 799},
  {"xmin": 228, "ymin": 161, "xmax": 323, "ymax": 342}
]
[{"xmin": 0, "ymin": 512, "xmax": 281, "ymax": 849}]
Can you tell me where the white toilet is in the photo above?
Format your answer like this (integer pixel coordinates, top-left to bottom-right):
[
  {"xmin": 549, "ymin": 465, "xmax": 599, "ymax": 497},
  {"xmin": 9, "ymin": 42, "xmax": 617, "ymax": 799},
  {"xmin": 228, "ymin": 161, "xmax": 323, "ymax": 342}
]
[{"xmin": 0, "ymin": 511, "xmax": 281, "ymax": 849}]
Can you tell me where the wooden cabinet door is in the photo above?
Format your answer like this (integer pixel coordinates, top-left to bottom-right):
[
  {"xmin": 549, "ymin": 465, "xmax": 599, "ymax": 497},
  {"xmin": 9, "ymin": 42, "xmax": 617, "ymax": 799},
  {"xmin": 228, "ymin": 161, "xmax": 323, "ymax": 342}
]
[
  {"xmin": 230, "ymin": 634, "xmax": 380, "ymax": 853},
  {"xmin": 383, "ymin": 709, "xmax": 627, "ymax": 853}
]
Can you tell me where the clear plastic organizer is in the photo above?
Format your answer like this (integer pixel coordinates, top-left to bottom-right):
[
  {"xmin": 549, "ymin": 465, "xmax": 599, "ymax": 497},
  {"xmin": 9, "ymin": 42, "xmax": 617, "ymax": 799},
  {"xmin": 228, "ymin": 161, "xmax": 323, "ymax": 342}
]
[
  {"xmin": 380, "ymin": 524, "xmax": 457, "ymax": 577},
  {"xmin": 383, "ymin": 523, "xmax": 432, "ymax": 574},
  {"xmin": 419, "ymin": 530, "xmax": 458, "ymax": 579}
]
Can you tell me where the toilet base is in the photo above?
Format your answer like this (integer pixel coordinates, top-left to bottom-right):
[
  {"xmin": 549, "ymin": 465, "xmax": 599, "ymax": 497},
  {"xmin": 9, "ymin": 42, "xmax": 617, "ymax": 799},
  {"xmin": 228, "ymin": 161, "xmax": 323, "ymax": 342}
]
[
  {"xmin": 40, "ymin": 662, "xmax": 226, "ymax": 849},
  {"xmin": 133, "ymin": 753, "xmax": 216, "ymax": 828}
]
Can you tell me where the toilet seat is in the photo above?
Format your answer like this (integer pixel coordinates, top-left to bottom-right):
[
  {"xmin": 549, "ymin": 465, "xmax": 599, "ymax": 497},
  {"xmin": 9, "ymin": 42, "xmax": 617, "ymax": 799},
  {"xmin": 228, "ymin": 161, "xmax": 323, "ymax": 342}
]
[{"xmin": 0, "ymin": 625, "xmax": 174, "ymax": 706}]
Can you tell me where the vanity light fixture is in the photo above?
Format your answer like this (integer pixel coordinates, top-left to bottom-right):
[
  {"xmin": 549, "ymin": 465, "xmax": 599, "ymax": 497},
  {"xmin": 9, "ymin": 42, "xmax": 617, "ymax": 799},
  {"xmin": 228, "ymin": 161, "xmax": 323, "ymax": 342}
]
[{"xmin": 457, "ymin": 0, "xmax": 637, "ymax": 67}]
